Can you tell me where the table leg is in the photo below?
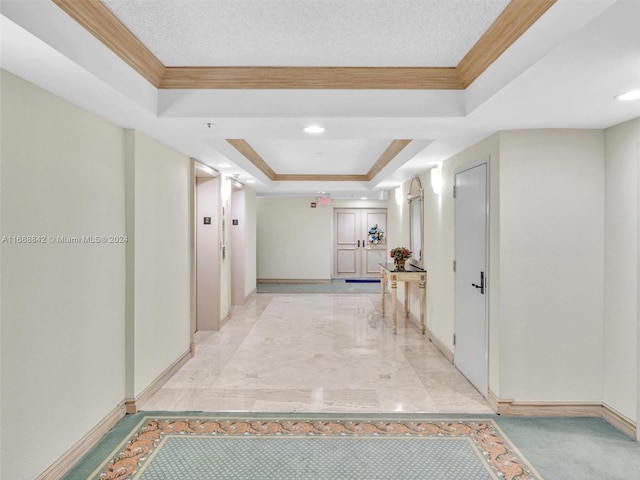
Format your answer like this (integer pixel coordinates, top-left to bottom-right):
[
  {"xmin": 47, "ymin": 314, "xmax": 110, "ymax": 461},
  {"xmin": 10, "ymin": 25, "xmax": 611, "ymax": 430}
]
[
  {"xmin": 419, "ymin": 277, "xmax": 426, "ymax": 335},
  {"xmin": 404, "ymin": 281, "xmax": 409, "ymax": 317},
  {"xmin": 391, "ymin": 279, "xmax": 397, "ymax": 334}
]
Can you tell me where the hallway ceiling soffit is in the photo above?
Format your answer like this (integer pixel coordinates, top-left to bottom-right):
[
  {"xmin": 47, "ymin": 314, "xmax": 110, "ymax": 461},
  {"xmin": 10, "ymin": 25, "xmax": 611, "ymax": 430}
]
[
  {"xmin": 4, "ymin": 1, "xmax": 639, "ymax": 196},
  {"xmin": 52, "ymin": 0, "xmax": 555, "ymax": 90},
  {"xmin": 46, "ymin": 0, "xmax": 554, "ymax": 190}
]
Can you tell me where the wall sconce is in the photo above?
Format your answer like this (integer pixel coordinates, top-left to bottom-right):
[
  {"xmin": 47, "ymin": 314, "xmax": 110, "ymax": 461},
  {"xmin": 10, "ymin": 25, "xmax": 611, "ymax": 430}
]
[
  {"xmin": 395, "ymin": 187, "xmax": 403, "ymax": 205},
  {"xmin": 430, "ymin": 163, "xmax": 443, "ymax": 195}
]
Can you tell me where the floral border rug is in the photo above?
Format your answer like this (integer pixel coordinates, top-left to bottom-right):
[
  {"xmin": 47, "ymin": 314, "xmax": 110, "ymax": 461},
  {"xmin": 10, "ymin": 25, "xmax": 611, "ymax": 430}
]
[{"xmin": 91, "ymin": 416, "xmax": 543, "ymax": 480}]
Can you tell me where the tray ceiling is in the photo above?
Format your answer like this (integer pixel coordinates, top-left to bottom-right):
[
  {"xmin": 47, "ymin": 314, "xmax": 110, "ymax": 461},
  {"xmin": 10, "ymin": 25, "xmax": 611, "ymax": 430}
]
[
  {"xmin": 100, "ymin": 0, "xmax": 510, "ymax": 67},
  {"xmin": 2, "ymin": 0, "xmax": 638, "ymax": 197}
]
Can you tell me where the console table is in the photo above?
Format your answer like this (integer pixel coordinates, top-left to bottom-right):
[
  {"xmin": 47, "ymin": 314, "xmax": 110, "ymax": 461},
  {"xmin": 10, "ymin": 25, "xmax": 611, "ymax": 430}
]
[{"xmin": 380, "ymin": 263, "xmax": 426, "ymax": 335}]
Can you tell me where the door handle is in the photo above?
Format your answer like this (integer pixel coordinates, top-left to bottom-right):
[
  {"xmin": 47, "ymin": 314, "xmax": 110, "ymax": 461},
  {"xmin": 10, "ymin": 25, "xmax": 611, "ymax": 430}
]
[
  {"xmin": 357, "ymin": 240, "xmax": 360, "ymax": 247},
  {"xmin": 471, "ymin": 272, "xmax": 485, "ymax": 294}
]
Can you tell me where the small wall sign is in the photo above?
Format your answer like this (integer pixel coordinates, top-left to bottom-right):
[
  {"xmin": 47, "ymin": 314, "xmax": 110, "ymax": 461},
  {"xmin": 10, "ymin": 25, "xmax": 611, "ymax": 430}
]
[
  {"xmin": 232, "ymin": 219, "xmax": 239, "ymax": 225},
  {"xmin": 310, "ymin": 202, "xmax": 317, "ymax": 208},
  {"xmin": 203, "ymin": 217, "xmax": 211, "ymax": 225}
]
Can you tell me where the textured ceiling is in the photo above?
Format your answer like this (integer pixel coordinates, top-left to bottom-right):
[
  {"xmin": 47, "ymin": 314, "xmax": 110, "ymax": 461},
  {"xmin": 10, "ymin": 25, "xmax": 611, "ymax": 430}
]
[
  {"xmin": 3, "ymin": 0, "xmax": 638, "ymax": 198},
  {"xmin": 248, "ymin": 139, "xmax": 393, "ymax": 174},
  {"xmin": 101, "ymin": 0, "xmax": 510, "ymax": 67}
]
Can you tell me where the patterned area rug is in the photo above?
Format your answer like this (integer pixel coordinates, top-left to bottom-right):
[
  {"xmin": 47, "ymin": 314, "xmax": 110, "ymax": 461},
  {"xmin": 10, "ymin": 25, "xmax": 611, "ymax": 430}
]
[{"xmin": 90, "ymin": 416, "xmax": 543, "ymax": 480}]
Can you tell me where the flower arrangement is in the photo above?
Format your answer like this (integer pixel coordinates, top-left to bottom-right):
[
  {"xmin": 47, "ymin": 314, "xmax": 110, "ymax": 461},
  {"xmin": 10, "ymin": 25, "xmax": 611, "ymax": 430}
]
[
  {"xmin": 368, "ymin": 224, "xmax": 385, "ymax": 244},
  {"xmin": 390, "ymin": 247, "xmax": 412, "ymax": 261}
]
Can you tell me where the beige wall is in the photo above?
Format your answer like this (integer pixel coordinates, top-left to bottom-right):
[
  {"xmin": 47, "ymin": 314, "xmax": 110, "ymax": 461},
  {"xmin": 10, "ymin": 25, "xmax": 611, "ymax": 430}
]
[
  {"xmin": 413, "ymin": 126, "xmax": 638, "ymax": 419},
  {"xmin": 1, "ymin": 70, "xmax": 127, "ymax": 480},
  {"xmin": 244, "ymin": 188, "xmax": 257, "ymax": 296},
  {"xmin": 256, "ymin": 197, "xmax": 389, "ymax": 281},
  {"xmin": 421, "ymin": 135, "xmax": 501, "ymax": 382},
  {"xmin": 127, "ymin": 130, "xmax": 191, "ymax": 397},
  {"xmin": 231, "ymin": 187, "xmax": 257, "ymax": 304},
  {"xmin": 256, "ymin": 197, "xmax": 333, "ymax": 280},
  {"xmin": 438, "ymin": 130, "xmax": 607, "ymax": 403},
  {"xmin": 220, "ymin": 177, "xmax": 232, "ymax": 320},
  {"xmin": 604, "ymin": 118, "xmax": 639, "ymax": 423},
  {"xmin": 499, "ymin": 129, "xmax": 605, "ymax": 402},
  {"xmin": 1, "ymin": 71, "xmax": 195, "ymax": 478}
]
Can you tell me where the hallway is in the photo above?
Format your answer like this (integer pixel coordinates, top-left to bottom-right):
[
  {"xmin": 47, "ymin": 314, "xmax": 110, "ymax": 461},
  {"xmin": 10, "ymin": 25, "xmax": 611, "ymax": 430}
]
[{"xmin": 143, "ymin": 293, "xmax": 491, "ymax": 414}]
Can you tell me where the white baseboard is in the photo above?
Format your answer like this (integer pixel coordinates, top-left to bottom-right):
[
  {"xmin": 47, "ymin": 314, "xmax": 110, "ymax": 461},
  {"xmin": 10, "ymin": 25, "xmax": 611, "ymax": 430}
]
[
  {"xmin": 36, "ymin": 403, "xmax": 126, "ymax": 480},
  {"xmin": 424, "ymin": 326, "xmax": 454, "ymax": 364}
]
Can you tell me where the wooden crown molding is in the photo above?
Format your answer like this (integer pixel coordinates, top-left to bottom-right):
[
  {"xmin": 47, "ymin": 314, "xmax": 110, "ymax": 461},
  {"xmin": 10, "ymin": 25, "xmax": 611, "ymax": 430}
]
[
  {"xmin": 226, "ymin": 139, "xmax": 277, "ymax": 180},
  {"xmin": 52, "ymin": 0, "xmax": 165, "ymax": 87},
  {"xmin": 227, "ymin": 139, "xmax": 411, "ymax": 182},
  {"xmin": 457, "ymin": 0, "xmax": 557, "ymax": 88},
  {"xmin": 368, "ymin": 140, "xmax": 412, "ymax": 179},
  {"xmin": 53, "ymin": 0, "xmax": 556, "ymax": 90},
  {"xmin": 161, "ymin": 67, "xmax": 462, "ymax": 90}
]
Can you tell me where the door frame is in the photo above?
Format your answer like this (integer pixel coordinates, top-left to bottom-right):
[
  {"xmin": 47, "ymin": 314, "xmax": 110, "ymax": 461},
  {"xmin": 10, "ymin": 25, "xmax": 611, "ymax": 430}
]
[
  {"xmin": 453, "ymin": 156, "xmax": 490, "ymax": 396},
  {"xmin": 193, "ymin": 160, "xmax": 222, "ymax": 335}
]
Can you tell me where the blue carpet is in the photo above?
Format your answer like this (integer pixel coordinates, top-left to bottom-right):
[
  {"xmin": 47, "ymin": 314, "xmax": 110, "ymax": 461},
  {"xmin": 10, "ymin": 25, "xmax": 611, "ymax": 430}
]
[
  {"xmin": 257, "ymin": 279, "xmax": 381, "ymax": 294},
  {"xmin": 139, "ymin": 436, "xmax": 492, "ymax": 479}
]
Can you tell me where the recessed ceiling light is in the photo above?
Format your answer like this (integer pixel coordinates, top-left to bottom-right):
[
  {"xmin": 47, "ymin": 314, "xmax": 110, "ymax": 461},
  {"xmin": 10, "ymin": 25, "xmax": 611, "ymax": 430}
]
[
  {"xmin": 218, "ymin": 163, "xmax": 231, "ymax": 168},
  {"xmin": 361, "ymin": 197, "xmax": 367, "ymax": 200},
  {"xmin": 615, "ymin": 90, "xmax": 640, "ymax": 101},
  {"xmin": 246, "ymin": 179, "xmax": 256, "ymax": 184},
  {"xmin": 303, "ymin": 125, "xmax": 325, "ymax": 134}
]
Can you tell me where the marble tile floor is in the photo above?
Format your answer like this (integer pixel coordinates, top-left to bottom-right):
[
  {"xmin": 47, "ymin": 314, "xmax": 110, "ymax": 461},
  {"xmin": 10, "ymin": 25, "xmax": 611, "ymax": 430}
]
[{"xmin": 142, "ymin": 293, "xmax": 493, "ymax": 414}]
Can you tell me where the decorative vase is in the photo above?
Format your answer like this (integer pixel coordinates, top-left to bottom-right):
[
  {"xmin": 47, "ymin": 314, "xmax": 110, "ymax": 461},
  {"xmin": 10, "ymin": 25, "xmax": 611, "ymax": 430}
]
[{"xmin": 395, "ymin": 259, "xmax": 406, "ymax": 271}]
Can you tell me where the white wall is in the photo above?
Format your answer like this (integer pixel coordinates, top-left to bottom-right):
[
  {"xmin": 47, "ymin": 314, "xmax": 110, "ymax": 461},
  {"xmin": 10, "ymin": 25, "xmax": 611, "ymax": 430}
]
[
  {"xmin": 1, "ymin": 70, "xmax": 126, "ymax": 480},
  {"xmin": 127, "ymin": 130, "xmax": 191, "ymax": 397},
  {"xmin": 499, "ymin": 129, "xmax": 605, "ymax": 401},
  {"xmin": 603, "ymin": 118, "xmax": 639, "ymax": 422}
]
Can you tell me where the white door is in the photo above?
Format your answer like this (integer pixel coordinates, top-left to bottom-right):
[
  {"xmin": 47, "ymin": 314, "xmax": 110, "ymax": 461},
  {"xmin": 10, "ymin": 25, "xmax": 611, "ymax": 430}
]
[
  {"xmin": 334, "ymin": 208, "xmax": 387, "ymax": 278},
  {"xmin": 334, "ymin": 209, "xmax": 361, "ymax": 277},
  {"xmin": 454, "ymin": 162, "xmax": 488, "ymax": 395}
]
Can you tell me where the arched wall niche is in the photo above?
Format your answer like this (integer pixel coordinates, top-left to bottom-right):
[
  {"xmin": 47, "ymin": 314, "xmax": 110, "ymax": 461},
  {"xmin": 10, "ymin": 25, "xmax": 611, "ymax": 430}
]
[{"xmin": 408, "ymin": 177, "xmax": 424, "ymax": 268}]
